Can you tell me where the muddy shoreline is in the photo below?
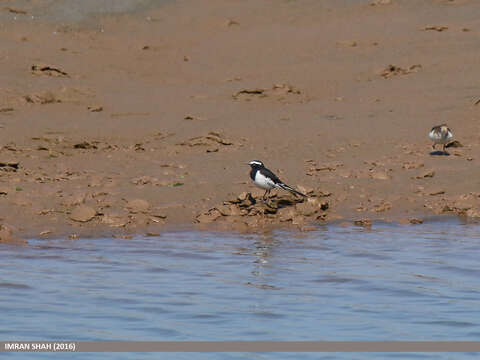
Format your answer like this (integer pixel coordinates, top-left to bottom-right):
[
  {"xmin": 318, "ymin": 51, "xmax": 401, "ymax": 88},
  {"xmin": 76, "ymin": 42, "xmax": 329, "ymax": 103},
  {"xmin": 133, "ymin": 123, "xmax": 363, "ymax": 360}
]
[{"xmin": 1, "ymin": 0, "xmax": 480, "ymax": 241}]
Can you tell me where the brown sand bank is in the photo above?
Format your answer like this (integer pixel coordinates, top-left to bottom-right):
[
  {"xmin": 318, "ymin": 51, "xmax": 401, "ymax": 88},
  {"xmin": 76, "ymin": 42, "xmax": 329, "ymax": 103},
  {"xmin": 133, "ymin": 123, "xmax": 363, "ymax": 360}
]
[{"xmin": 1, "ymin": 0, "xmax": 480, "ymax": 241}]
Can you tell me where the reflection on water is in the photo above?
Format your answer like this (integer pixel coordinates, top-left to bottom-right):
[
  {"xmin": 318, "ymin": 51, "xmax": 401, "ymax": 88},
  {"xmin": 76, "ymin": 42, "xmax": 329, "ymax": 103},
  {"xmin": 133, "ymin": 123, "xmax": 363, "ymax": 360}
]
[{"xmin": 1, "ymin": 220, "xmax": 480, "ymax": 359}]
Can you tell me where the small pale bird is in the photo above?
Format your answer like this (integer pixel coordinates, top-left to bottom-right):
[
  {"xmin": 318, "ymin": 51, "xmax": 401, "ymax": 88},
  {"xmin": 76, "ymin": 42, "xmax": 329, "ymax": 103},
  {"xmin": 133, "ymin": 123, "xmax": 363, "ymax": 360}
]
[
  {"xmin": 248, "ymin": 160, "xmax": 307, "ymax": 202},
  {"xmin": 429, "ymin": 124, "xmax": 453, "ymax": 152}
]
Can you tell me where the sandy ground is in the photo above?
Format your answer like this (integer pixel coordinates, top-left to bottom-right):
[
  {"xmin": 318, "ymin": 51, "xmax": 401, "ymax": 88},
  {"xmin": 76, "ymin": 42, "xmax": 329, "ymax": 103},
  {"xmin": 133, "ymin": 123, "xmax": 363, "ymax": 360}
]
[{"xmin": 1, "ymin": 0, "xmax": 480, "ymax": 240}]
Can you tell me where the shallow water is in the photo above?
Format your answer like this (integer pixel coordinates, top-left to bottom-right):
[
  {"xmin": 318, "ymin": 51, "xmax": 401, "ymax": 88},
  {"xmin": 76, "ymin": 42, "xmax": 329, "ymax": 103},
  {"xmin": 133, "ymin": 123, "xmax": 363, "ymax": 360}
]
[
  {"xmin": 1, "ymin": 221, "xmax": 480, "ymax": 359},
  {"xmin": 0, "ymin": 0, "xmax": 169, "ymax": 26}
]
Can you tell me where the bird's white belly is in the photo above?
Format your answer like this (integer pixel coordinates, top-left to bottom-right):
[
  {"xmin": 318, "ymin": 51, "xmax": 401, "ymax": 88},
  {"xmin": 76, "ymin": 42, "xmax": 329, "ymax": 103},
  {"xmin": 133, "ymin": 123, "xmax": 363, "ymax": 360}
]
[
  {"xmin": 254, "ymin": 172, "xmax": 276, "ymax": 190},
  {"xmin": 429, "ymin": 130, "xmax": 452, "ymax": 144}
]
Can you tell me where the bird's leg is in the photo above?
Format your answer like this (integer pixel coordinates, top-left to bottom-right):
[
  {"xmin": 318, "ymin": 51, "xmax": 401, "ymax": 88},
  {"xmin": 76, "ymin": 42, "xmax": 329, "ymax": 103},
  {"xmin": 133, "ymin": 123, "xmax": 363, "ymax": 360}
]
[
  {"xmin": 443, "ymin": 144, "xmax": 446, "ymax": 152},
  {"xmin": 262, "ymin": 189, "xmax": 274, "ymax": 207},
  {"xmin": 262, "ymin": 190, "xmax": 269, "ymax": 202}
]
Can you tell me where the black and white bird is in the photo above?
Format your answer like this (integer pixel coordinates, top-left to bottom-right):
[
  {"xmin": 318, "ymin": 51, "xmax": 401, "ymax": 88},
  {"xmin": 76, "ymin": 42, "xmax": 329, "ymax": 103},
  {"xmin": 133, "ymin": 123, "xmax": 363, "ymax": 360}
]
[
  {"xmin": 429, "ymin": 124, "xmax": 453, "ymax": 152},
  {"xmin": 248, "ymin": 160, "xmax": 307, "ymax": 201}
]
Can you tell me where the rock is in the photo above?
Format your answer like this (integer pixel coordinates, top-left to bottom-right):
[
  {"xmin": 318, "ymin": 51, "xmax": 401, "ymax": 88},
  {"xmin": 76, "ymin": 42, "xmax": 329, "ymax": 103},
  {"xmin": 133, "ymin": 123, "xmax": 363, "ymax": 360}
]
[
  {"xmin": 69, "ymin": 206, "xmax": 96, "ymax": 222},
  {"xmin": 126, "ymin": 199, "xmax": 150, "ymax": 214}
]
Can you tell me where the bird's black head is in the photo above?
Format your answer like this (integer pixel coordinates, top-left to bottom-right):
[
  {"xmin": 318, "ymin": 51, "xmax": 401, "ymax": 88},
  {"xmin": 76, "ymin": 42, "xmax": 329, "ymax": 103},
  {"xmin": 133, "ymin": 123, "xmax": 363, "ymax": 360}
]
[{"xmin": 248, "ymin": 160, "xmax": 265, "ymax": 169}]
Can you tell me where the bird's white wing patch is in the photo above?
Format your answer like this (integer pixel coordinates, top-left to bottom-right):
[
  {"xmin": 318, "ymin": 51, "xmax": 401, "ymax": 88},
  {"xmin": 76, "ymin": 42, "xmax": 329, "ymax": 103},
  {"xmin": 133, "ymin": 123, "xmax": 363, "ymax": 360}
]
[{"xmin": 429, "ymin": 130, "xmax": 441, "ymax": 141}]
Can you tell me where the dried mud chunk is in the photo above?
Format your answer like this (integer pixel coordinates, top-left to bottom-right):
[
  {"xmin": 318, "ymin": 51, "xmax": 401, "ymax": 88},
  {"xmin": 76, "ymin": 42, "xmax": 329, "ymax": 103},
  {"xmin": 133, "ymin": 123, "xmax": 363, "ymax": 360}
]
[
  {"xmin": 131, "ymin": 176, "xmax": 157, "ymax": 185},
  {"xmin": 178, "ymin": 132, "xmax": 233, "ymax": 147},
  {"xmin": 70, "ymin": 205, "xmax": 96, "ymax": 222},
  {"xmin": 61, "ymin": 192, "xmax": 87, "ymax": 206},
  {"xmin": 184, "ymin": 114, "xmax": 206, "ymax": 121},
  {"xmin": 409, "ymin": 218, "xmax": 423, "ymax": 224},
  {"xmin": 232, "ymin": 84, "xmax": 304, "ymax": 102},
  {"xmin": 402, "ymin": 162, "xmax": 424, "ymax": 170},
  {"xmin": 196, "ymin": 209, "xmax": 222, "ymax": 223},
  {"xmin": 101, "ymin": 213, "xmax": 129, "ymax": 227},
  {"xmin": 0, "ymin": 224, "xmax": 22, "ymax": 243},
  {"xmin": 6, "ymin": 7, "xmax": 28, "ymax": 14},
  {"xmin": 416, "ymin": 170, "xmax": 435, "ymax": 179},
  {"xmin": 445, "ymin": 140, "xmax": 463, "ymax": 148},
  {"xmin": 337, "ymin": 40, "xmax": 358, "ymax": 47},
  {"xmin": 74, "ymin": 141, "xmax": 98, "ymax": 149},
  {"xmin": 295, "ymin": 201, "xmax": 321, "ymax": 216},
  {"xmin": 372, "ymin": 201, "xmax": 392, "ymax": 212},
  {"xmin": 216, "ymin": 204, "xmax": 241, "ymax": 217},
  {"xmin": 295, "ymin": 186, "xmax": 314, "ymax": 197},
  {"xmin": 277, "ymin": 207, "xmax": 295, "ymax": 222},
  {"xmin": 126, "ymin": 199, "xmax": 150, "ymax": 214},
  {"xmin": 453, "ymin": 196, "xmax": 476, "ymax": 212},
  {"xmin": 0, "ymin": 160, "xmax": 19, "ymax": 171},
  {"xmin": 88, "ymin": 105, "xmax": 103, "ymax": 112},
  {"xmin": 24, "ymin": 91, "xmax": 58, "ymax": 104},
  {"xmin": 31, "ymin": 64, "xmax": 69, "ymax": 77},
  {"xmin": 271, "ymin": 83, "xmax": 301, "ymax": 96},
  {"xmin": 370, "ymin": 0, "xmax": 391, "ymax": 5},
  {"xmin": 466, "ymin": 208, "xmax": 480, "ymax": 218},
  {"xmin": 232, "ymin": 88, "xmax": 266, "ymax": 100},
  {"xmin": 354, "ymin": 219, "xmax": 372, "ymax": 228},
  {"xmin": 423, "ymin": 26, "xmax": 448, "ymax": 32},
  {"xmin": 205, "ymin": 132, "xmax": 233, "ymax": 145},
  {"xmin": 370, "ymin": 170, "xmax": 390, "ymax": 180},
  {"xmin": 292, "ymin": 215, "xmax": 306, "ymax": 226},
  {"xmin": 150, "ymin": 210, "xmax": 167, "ymax": 219},
  {"xmin": 429, "ymin": 189, "xmax": 445, "ymax": 196},
  {"xmin": 380, "ymin": 64, "xmax": 422, "ymax": 78},
  {"xmin": 236, "ymin": 192, "xmax": 256, "ymax": 207}
]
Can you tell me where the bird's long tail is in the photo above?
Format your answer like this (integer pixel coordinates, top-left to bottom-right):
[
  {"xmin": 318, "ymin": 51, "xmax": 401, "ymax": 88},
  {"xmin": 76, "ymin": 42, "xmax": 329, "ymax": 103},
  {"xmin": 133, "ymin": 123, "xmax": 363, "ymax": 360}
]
[{"xmin": 277, "ymin": 183, "xmax": 307, "ymax": 198}]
